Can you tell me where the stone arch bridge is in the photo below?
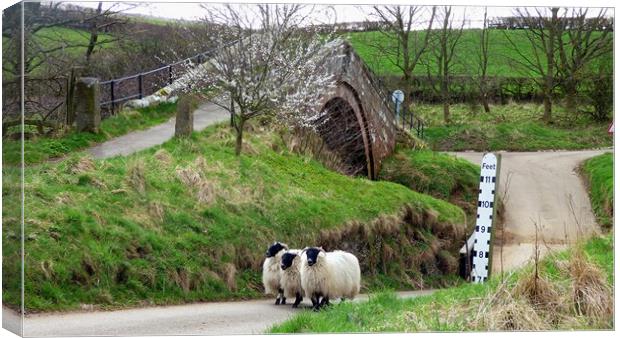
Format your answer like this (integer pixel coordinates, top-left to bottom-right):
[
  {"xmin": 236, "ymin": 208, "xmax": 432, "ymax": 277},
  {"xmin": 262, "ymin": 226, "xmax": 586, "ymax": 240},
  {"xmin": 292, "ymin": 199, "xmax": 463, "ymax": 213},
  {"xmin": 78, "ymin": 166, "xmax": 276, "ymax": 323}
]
[
  {"xmin": 308, "ymin": 39, "xmax": 398, "ymax": 180},
  {"xmin": 121, "ymin": 39, "xmax": 399, "ymax": 179}
]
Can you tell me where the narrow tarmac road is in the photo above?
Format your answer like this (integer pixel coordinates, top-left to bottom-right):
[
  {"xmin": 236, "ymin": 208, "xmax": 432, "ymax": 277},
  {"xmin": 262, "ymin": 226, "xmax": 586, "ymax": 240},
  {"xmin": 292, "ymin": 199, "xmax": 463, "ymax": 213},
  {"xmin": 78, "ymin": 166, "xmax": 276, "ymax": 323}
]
[
  {"xmin": 5, "ymin": 291, "xmax": 434, "ymax": 336},
  {"xmin": 453, "ymin": 149, "xmax": 611, "ymax": 272},
  {"xmin": 88, "ymin": 102, "xmax": 229, "ymax": 159}
]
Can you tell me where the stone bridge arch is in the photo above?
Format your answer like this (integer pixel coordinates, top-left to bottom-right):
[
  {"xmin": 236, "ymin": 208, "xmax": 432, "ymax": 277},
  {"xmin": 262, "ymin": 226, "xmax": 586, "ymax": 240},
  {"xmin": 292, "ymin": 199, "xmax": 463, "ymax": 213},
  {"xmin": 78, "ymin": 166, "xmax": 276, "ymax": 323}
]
[
  {"xmin": 310, "ymin": 39, "xmax": 398, "ymax": 179},
  {"xmin": 315, "ymin": 82, "xmax": 372, "ymax": 177}
]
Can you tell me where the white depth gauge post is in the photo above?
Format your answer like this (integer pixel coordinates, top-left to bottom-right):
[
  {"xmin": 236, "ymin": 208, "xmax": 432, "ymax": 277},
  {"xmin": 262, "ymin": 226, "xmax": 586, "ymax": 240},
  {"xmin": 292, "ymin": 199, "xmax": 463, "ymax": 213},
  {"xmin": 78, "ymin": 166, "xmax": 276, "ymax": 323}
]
[{"xmin": 471, "ymin": 153, "xmax": 500, "ymax": 283}]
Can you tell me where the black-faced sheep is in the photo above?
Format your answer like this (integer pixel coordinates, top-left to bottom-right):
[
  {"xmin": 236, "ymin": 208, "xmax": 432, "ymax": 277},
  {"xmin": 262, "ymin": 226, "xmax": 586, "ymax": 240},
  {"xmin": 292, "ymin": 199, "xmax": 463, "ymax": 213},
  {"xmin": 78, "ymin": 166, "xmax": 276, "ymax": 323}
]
[
  {"xmin": 280, "ymin": 249, "xmax": 304, "ymax": 308},
  {"xmin": 300, "ymin": 247, "xmax": 361, "ymax": 311},
  {"xmin": 262, "ymin": 242, "xmax": 288, "ymax": 305}
]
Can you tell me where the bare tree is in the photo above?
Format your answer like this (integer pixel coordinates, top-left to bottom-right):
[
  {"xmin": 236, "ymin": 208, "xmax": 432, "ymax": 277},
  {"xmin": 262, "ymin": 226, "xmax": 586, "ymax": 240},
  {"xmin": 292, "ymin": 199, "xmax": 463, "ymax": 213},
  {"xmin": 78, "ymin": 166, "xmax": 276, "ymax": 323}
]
[
  {"xmin": 505, "ymin": 7, "xmax": 560, "ymax": 123},
  {"xmin": 366, "ymin": 5, "xmax": 436, "ymax": 119},
  {"xmin": 425, "ymin": 6, "xmax": 466, "ymax": 124},
  {"xmin": 555, "ymin": 8, "xmax": 613, "ymax": 115},
  {"xmin": 2, "ymin": 2, "xmax": 71, "ymax": 123},
  {"xmin": 2, "ymin": 2, "xmax": 132, "ymax": 78},
  {"xmin": 83, "ymin": 2, "xmax": 133, "ymax": 69},
  {"xmin": 182, "ymin": 4, "xmax": 336, "ymax": 155},
  {"xmin": 477, "ymin": 7, "xmax": 491, "ymax": 113},
  {"xmin": 2, "ymin": 2, "xmax": 135, "ymax": 123},
  {"xmin": 584, "ymin": 57, "xmax": 612, "ymax": 121}
]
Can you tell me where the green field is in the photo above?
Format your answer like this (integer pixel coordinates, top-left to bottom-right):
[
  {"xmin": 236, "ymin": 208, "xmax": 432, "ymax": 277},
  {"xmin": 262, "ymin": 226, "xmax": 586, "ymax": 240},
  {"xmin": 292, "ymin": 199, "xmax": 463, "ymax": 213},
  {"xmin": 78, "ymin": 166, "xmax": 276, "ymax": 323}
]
[
  {"xmin": 6, "ymin": 27, "xmax": 611, "ymax": 78},
  {"xmin": 127, "ymin": 14, "xmax": 200, "ymax": 27},
  {"xmin": 581, "ymin": 153, "xmax": 614, "ymax": 229},
  {"xmin": 3, "ymin": 26, "xmax": 117, "ymax": 77},
  {"xmin": 2, "ymin": 102, "xmax": 178, "ymax": 165},
  {"xmin": 34, "ymin": 26, "xmax": 117, "ymax": 55},
  {"xmin": 270, "ymin": 233, "xmax": 614, "ymax": 332},
  {"xmin": 2, "ymin": 122, "xmax": 467, "ymax": 312},
  {"xmin": 346, "ymin": 29, "xmax": 611, "ymax": 78},
  {"xmin": 415, "ymin": 102, "xmax": 612, "ymax": 151}
]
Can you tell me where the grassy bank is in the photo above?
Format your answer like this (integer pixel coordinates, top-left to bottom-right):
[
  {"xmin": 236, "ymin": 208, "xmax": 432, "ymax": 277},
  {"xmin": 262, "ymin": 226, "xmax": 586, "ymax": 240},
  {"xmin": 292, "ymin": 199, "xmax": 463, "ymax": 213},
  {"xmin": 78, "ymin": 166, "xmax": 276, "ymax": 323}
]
[
  {"xmin": 2, "ymin": 102, "xmax": 177, "ymax": 165},
  {"xmin": 379, "ymin": 149, "xmax": 480, "ymax": 216},
  {"xmin": 2, "ymin": 122, "xmax": 466, "ymax": 312},
  {"xmin": 270, "ymin": 233, "xmax": 614, "ymax": 333},
  {"xmin": 581, "ymin": 153, "xmax": 614, "ymax": 229},
  {"xmin": 416, "ymin": 103, "xmax": 612, "ymax": 151}
]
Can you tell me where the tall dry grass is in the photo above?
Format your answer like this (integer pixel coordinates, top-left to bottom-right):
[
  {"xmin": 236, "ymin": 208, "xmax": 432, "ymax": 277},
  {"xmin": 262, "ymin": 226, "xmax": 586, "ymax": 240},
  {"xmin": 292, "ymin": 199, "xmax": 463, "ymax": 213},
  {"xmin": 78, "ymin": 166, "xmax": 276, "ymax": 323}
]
[{"xmin": 463, "ymin": 244, "xmax": 613, "ymax": 331}]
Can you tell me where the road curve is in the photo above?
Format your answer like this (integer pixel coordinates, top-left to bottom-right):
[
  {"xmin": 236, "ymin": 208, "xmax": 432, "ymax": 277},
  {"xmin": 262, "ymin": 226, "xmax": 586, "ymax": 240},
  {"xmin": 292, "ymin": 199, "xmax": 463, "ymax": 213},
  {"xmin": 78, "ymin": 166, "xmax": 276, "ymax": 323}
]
[
  {"xmin": 5, "ymin": 291, "xmax": 434, "ymax": 336},
  {"xmin": 453, "ymin": 149, "xmax": 611, "ymax": 272},
  {"xmin": 88, "ymin": 102, "xmax": 229, "ymax": 159}
]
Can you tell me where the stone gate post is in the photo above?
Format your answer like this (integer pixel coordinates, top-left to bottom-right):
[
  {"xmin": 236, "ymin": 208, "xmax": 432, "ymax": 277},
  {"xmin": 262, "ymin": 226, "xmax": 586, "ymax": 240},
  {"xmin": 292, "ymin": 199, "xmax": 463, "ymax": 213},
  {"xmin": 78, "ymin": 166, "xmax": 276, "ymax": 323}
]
[{"xmin": 75, "ymin": 77, "xmax": 101, "ymax": 133}]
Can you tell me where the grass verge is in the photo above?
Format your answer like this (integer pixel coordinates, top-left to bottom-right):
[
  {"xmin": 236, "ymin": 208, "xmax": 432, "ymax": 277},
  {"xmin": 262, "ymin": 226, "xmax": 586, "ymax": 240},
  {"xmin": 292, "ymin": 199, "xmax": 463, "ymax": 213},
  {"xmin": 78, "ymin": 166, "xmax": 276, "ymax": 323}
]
[
  {"xmin": 2, "ymin": 102, "xmax": 177, "ymax": 165},
  {"xmin": 416, "ymin": 103, "xmax": 612, "ymax": 151},
  {"xmin": 2, "ymin": 122, "xmax": 466, "ymax": 312},
  {"xmin": 270, "ymin": 233, "xmax": 613, "ymax": 333},
  {"xmin": 581, "ymin": 153, "xmax": 614, "ymax": 229}
]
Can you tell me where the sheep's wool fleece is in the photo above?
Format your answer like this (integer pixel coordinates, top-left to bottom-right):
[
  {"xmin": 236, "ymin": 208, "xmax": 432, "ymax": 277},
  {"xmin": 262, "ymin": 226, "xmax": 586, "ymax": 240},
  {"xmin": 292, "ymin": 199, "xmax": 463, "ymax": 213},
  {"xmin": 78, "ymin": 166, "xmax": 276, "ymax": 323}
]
[
  {"xmin": 262, "ymin": 250, "xmax": 286, "ymax": 295},
  {"xmin": 280, "ymin": 249, "xmax": 304, "ymax": 299},
  {"xmin": 301, "ymin": 250, "xmax": 361, "ymax": 300}
]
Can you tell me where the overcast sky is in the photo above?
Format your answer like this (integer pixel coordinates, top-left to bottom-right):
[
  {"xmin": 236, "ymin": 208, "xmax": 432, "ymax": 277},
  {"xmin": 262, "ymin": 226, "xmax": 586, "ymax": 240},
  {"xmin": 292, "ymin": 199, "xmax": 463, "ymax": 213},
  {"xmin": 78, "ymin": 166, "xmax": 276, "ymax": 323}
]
[{"xmin": 64, "ymin": 1, "xmax": 613, "ymax": 28}]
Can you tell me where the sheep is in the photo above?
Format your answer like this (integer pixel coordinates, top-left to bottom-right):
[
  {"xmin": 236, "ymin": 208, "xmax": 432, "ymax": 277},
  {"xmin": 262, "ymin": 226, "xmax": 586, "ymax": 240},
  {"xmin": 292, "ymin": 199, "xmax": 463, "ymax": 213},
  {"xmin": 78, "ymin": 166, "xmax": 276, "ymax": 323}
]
[
  {"xmin": 300, "ymin": 247, "xmax": 361, "ymax": 311},
  {"xmin": 262, "ymin": 241, "xmax": 289, "ymax": 305},
  {"xmin": 279, "ymin": 249, "xmax": 304, "ymax": 308}
]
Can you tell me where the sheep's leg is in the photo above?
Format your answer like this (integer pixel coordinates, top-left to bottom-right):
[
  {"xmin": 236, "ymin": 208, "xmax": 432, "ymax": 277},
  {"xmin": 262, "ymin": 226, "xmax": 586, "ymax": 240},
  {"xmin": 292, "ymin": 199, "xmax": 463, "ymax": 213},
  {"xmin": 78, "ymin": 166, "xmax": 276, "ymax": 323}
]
[
  {"xmin": 292, "ymin": 292, "xmax": 303, "ymax": 308},
  {"xmin": 319, "ymin": 296, "xmax": 330, "ymax": 309},
  {"xmin": 311, "ymin": 293, "xmax": 320, "ymax": 311},
  {"xmin": 279, "ymin": 289, "xmax": 286, "ymax": 305},
  {"xmin": 275, "ymin": 296, "xmax": 281, "ymax": 305}
]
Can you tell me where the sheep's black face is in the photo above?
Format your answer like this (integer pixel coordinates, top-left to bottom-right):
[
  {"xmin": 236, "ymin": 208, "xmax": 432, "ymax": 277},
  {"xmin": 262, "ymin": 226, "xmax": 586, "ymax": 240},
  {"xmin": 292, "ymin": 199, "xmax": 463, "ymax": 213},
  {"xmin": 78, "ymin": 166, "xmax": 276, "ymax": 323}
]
[
  {"xmin": 305, "ymin": 247, "xmax": 321, "ymax": 266},
  {"xmin": 281, "ymin": 252, "xmax": 297, "ymax": 270},
  {"xmin": 266, "ymin": 242, "xmax": 286, "ymax": 258}
]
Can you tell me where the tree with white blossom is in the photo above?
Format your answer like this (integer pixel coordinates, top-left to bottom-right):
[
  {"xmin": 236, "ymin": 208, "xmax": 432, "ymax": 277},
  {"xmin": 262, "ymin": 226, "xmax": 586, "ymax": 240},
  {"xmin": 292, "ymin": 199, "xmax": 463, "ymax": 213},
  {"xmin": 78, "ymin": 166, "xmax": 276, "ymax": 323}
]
[{"xmin": 180, "ymin": 4, "xmax": 337, "ymax": 155}]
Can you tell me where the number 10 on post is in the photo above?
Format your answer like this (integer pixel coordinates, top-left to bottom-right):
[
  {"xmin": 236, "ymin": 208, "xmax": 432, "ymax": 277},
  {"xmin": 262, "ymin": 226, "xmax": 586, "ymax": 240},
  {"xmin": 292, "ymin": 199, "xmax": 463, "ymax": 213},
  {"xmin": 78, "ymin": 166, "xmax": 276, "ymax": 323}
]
[{"xmin": 471, "ymin": 153, "xmax": 501, "ymax": 283}]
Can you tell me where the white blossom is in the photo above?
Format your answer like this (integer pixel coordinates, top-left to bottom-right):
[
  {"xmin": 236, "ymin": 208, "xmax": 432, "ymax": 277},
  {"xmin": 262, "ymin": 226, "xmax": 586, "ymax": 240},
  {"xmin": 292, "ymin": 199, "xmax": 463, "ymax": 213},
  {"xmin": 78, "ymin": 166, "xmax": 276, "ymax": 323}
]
[{"xmin": 173, "ymin": 3, "xmax": 338, "ymax": 140}]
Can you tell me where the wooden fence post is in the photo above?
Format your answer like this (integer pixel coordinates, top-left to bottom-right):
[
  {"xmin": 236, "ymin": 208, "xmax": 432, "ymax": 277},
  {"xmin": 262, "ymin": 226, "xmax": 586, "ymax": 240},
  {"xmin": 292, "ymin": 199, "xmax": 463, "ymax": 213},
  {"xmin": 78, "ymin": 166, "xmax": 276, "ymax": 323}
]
[
  {"xmin": 110, "ymin": 80, "xmax": 115, "ymax": 114},
  {"xmin": 65, "ymin": 66, "xmax": 83, "ymax": 126},
  {"xmin": 75, "ymin": 77, "xmax": 101, "ymax": 133},
  {"xmin": 66, "ymin": 77, "xmax": 74, "ymax": 125},
  {"xmin": 138, "ymin": 74, "xmax": 143, "ymax": 99}
]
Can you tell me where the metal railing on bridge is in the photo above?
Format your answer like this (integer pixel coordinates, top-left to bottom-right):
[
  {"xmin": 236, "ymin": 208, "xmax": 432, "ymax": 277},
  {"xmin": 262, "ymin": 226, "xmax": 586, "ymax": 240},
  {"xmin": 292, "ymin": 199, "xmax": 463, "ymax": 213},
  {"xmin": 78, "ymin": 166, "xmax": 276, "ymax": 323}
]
[
  {"xmin": 369, "ymin": 70, "xmax": 425, "ymax": 139},
  {"xmin": 398, "ymin": 111, "xmax": 425, "ymax": 139},
  {"xmin": 99, "ymin": 40, "xmax": 237, "ymax": 114}
]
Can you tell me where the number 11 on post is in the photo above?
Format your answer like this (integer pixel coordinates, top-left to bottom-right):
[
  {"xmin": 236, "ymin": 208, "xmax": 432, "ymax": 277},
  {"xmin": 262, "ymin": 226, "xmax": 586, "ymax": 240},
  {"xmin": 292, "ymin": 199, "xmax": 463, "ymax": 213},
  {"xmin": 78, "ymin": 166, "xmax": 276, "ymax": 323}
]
[{"xmin": 471, "ymin": 153, "xmax": 500, "ymax": 284}]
